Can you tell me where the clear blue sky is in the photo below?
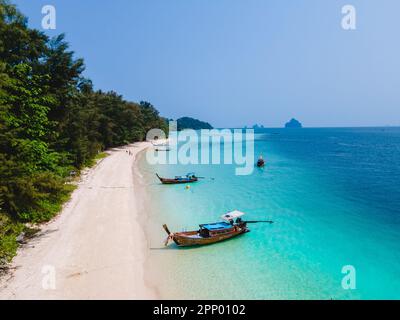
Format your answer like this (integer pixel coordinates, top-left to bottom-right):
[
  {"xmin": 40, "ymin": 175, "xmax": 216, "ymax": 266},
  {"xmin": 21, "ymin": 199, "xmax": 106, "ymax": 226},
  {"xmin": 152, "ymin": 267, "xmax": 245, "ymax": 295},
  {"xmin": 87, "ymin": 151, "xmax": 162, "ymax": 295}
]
[{"xmin": 14, "ymin": 0, "xmax": 400, "ymax": 127}]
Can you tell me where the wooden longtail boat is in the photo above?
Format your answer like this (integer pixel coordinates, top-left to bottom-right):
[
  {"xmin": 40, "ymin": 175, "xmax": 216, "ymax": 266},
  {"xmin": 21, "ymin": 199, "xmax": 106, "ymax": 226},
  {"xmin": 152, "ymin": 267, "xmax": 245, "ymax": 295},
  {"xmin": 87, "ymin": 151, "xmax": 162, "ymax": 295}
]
[
  {"xmin": 163, "ymin": 211, "xmax": 251, "ymax": 247},
  {"xmin": 156, "ymin": 173, "xmax": 198, "ymax": 185}
]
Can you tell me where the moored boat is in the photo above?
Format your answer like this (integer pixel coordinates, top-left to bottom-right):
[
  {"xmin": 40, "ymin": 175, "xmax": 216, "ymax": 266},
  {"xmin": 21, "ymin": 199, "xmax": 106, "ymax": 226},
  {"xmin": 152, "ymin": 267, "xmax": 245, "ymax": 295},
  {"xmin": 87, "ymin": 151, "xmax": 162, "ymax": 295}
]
[
  {"xmin": 156, "ymin": 173, "xmax": 198, "ymax": 184},
  {"xmin": 163, "ymin": 211, "xmax": 251, "ymax": 247},
  {"xmin": 256, "ymin": 155, "xmax": 265, "ymax": 167}
]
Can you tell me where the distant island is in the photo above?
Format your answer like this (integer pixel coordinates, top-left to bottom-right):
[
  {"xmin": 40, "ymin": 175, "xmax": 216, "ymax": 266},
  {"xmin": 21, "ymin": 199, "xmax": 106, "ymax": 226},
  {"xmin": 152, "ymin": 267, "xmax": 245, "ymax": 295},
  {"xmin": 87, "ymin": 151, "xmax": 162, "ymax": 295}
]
[
  {"xmin": 285, "ymin": 118, "xmax": 303, "ymax": 128},
  {"xmin": 252, "ymin": 124, "xmax": 265, "ymax": 130},
  {"xmin": 177, "ymin": 117, "xmax": 213, "ymax": 130}
]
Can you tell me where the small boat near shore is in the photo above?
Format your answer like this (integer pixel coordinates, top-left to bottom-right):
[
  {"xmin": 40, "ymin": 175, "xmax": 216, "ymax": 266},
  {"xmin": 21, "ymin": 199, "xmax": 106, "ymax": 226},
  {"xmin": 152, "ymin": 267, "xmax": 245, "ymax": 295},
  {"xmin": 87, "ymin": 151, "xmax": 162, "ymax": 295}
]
[
  {"xmin": 152, "ymin": 141, "xmax": 171, "ymax": 152},
  {"xmin": 156, "ymin": 173, "xmax": 198, "ymax": 185},
  {"xmin": 163, "ymin": 211, "xmax": 273, "ymax": 247},
  {"xmin": 152, "ymin": 141, "xmax": 169, "ymax": 147}
]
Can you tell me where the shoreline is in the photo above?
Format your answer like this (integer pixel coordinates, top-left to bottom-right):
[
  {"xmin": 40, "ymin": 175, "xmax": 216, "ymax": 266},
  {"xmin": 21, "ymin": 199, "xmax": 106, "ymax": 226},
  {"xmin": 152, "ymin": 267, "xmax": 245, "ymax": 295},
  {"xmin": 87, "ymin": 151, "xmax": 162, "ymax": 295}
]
[
  {"xmin": 0, "ymin": 142, "xmax": 158, "ymax": 300},
  {"xmin": 132, "ymin": 149, "xmax": 162, "ymax": 299},
  {"xmin": 132, "ymin": 143, "xmax": 166, "ymax": 299}
]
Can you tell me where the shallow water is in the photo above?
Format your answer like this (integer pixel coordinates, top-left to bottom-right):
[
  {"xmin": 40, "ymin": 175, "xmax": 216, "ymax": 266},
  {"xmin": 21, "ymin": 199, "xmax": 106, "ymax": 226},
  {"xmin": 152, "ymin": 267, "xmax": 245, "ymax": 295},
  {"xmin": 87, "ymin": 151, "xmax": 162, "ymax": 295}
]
[{"xmin": 139, "ymin": 127, "xmax": 400, "ymax": 299}]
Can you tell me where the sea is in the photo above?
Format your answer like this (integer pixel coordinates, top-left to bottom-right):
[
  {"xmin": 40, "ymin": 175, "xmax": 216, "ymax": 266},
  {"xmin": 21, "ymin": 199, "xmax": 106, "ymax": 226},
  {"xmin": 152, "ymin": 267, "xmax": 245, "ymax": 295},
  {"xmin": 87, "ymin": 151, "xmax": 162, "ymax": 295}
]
[{"xmin": 137, "ymin": 127, "xmax": 400, "ymax": 299}]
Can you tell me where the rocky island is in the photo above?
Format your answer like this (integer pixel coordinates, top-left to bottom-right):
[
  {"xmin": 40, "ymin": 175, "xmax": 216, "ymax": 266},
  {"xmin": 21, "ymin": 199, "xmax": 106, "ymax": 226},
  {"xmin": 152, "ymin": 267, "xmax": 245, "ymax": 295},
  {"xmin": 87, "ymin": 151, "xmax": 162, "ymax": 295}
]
[{"xmin": 285, "ymin": 118, "xmax": 303, "ymax": 128}]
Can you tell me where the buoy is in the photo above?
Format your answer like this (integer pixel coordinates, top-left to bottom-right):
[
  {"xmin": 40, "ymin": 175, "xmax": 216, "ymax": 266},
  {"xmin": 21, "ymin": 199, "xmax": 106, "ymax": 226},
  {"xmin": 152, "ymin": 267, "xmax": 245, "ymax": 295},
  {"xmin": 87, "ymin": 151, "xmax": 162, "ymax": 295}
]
[{"xmin": 185, "ymin": 185, "xmax": 191, "ymax": 190}]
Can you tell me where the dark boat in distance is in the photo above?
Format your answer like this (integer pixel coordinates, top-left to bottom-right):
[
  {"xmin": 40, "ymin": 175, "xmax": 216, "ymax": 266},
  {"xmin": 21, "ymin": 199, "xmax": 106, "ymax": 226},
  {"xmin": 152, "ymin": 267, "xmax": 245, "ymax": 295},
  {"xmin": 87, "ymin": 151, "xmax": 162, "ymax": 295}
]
[
  {"xmin": 163, "ymin": 211, "xmax": 254, "ymax": 247},
  {"xmin": 256, "ymin": 155, "xmax": 265, "ymax": 168},
  {"xmin": 156, "ymin": 172, "xmax": 198, "ymax": 185}
]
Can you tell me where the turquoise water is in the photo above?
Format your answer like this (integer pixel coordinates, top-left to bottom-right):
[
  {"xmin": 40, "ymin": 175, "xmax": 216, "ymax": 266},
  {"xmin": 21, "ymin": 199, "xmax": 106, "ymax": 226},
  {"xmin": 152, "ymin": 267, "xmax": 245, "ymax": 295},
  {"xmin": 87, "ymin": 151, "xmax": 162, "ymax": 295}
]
[{"xmin": 139, "ymin": 127, "xmax": 400, "ymax": 300}]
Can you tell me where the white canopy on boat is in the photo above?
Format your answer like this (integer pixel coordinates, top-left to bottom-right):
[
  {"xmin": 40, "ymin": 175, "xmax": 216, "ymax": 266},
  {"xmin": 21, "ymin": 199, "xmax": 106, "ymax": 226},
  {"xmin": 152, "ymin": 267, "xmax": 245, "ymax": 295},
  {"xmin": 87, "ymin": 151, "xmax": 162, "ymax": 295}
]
[{"xmin": 221, "ymin": 210, "xmax": 245, "ymax": 222}]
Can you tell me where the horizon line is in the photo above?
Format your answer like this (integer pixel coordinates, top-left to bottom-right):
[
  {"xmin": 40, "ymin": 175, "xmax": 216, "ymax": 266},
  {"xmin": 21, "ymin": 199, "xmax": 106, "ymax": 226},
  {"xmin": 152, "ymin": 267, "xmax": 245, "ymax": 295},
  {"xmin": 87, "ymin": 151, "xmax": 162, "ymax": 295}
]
[{"xmin": 214, "ymin": 125, "xmax": 400, "ymax": 129}]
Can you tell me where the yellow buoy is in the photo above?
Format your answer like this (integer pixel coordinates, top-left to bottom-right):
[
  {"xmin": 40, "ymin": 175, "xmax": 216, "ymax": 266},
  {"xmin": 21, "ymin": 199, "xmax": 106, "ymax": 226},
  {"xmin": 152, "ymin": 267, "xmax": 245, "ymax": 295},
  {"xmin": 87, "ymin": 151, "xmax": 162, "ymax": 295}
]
[{"xmin": 185, "ymin": 185, "xmax": 191, "ymax": 190}]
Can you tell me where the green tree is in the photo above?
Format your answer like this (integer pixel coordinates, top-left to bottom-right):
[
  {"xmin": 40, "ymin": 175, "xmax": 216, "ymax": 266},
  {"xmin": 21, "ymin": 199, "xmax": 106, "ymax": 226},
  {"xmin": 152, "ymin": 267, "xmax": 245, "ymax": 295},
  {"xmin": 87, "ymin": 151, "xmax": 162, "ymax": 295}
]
[{"xmin": 0, "ymin": 0, "xmax": 169, "ymax": 266}]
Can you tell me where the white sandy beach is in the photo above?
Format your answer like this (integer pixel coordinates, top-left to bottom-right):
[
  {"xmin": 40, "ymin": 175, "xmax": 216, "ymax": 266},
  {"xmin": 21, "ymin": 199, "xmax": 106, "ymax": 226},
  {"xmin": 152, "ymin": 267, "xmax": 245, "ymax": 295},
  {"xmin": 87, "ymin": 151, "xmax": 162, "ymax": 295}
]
[{"xmin": 0, "ymin": 142, "xmax": 157, "ymax": 300}]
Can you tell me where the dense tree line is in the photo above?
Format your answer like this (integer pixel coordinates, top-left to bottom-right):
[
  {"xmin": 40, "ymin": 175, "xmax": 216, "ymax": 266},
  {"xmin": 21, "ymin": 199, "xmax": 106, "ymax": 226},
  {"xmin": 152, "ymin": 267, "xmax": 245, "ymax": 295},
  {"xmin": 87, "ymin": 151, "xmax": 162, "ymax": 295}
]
[
  {"xmin": 177, "ymin": 117, "xmax": 213, "ymax": 131},
  {"xmin": 0, "ymin": 0, "xmax": 167, "ymax": 266}
]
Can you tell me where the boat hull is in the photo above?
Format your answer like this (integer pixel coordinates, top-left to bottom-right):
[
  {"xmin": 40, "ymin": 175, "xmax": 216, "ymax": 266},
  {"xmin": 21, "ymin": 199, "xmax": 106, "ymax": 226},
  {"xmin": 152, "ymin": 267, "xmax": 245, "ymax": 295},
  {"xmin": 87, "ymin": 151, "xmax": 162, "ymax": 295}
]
[
  {"xmin": 156, "ymin": 174, "xmax": 198, "ymax": 185},
  {"xmin": 256, "ymin": 161, "xmax": 265, "ymax": 168},
  {"xmin": 171, "ymin": 228, "xmax": 249, "ymax": 247}
]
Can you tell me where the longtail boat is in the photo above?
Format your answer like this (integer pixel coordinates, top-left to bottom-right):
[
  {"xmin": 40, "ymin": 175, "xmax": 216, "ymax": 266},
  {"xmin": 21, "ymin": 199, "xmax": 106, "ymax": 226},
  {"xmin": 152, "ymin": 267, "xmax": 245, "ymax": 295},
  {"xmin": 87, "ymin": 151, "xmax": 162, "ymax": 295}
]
[
  {"xmin": 156, "ymin": 173, "xmax": 198, "ymax": 185},
  {"xmin": 163, "ymin": 211, "xmax": 272, "ymax": 247},
  {"xmin": 256, "ymin": 155, "xmax": 265, "ymax": 167}
]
